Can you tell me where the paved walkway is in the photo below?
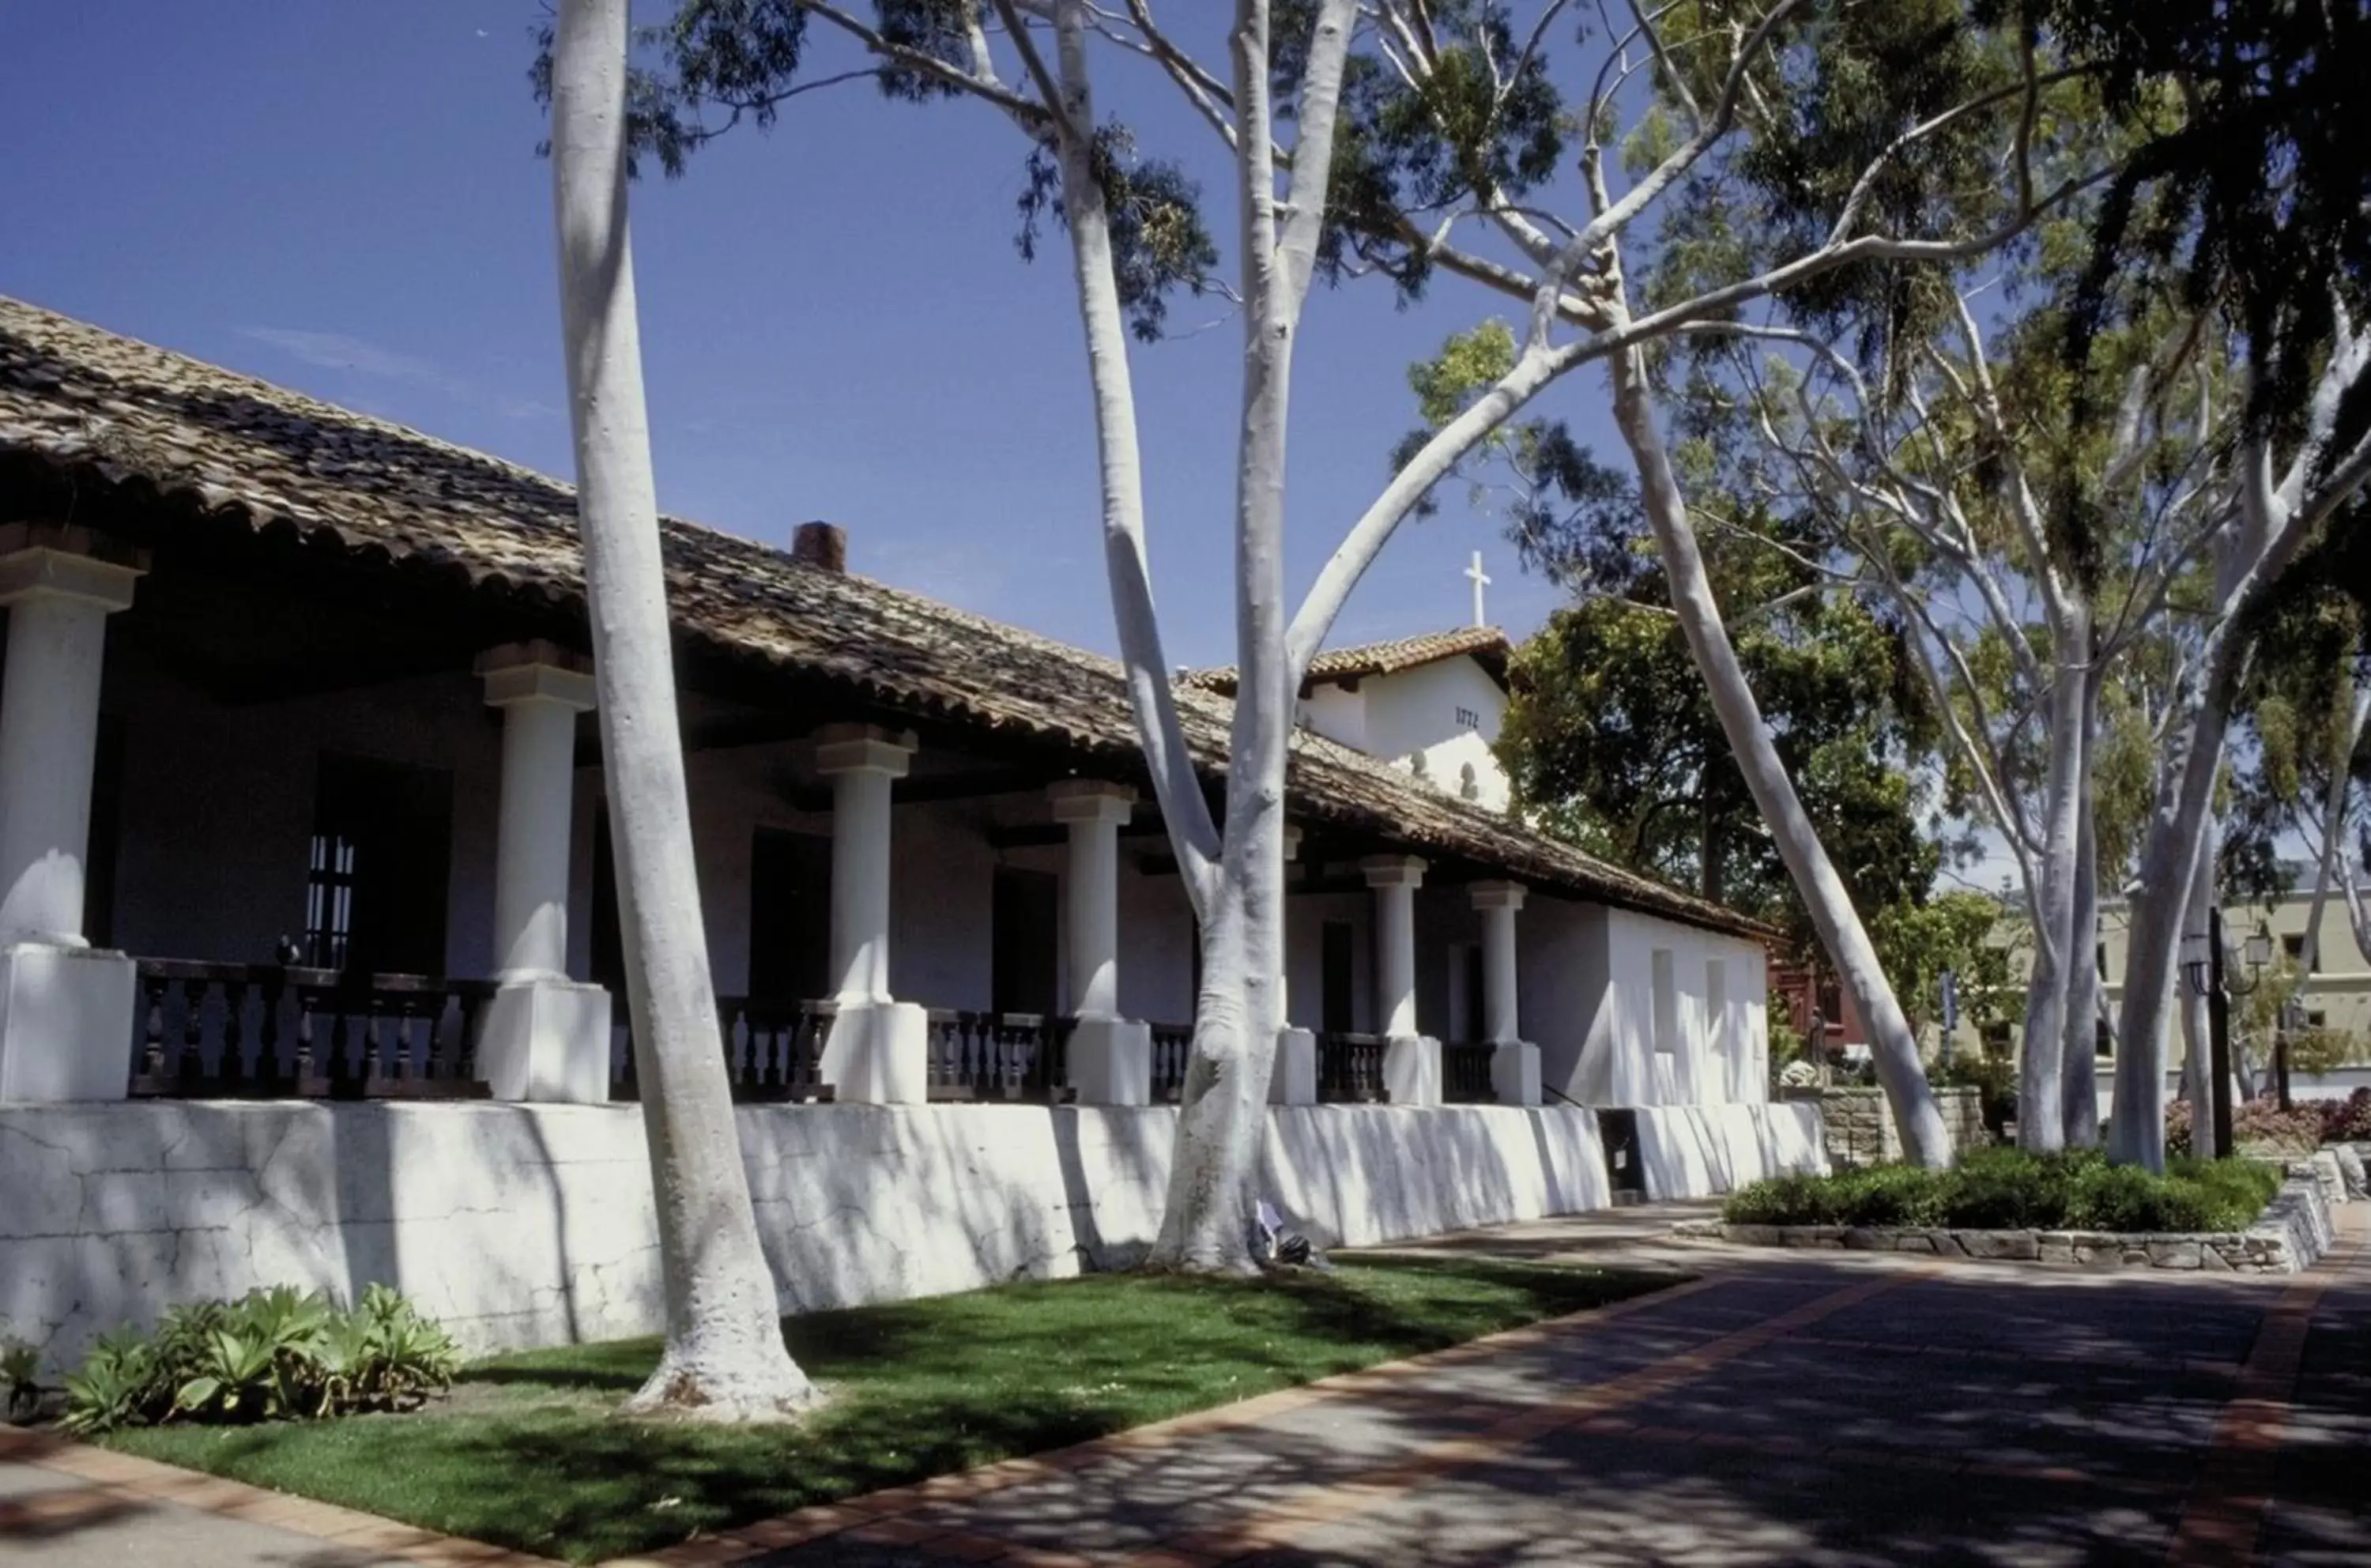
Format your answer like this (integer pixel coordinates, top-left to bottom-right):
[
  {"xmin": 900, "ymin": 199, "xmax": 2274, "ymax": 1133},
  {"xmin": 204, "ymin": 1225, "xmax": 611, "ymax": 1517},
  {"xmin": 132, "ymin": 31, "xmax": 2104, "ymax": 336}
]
[{"xmin": 2, "ymin": 1202, "xmax": 2363, "ymax": 1568}]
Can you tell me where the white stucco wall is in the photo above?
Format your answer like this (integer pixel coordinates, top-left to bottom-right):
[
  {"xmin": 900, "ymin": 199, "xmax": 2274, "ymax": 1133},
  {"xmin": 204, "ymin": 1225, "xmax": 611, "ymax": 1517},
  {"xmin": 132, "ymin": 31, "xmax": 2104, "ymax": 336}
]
[
  {"xmin": 1634, "ymin": 1102, "xmax": 1827, "ymax": 1199},
  {"xmin": 1521, "ymin": 895, "xmax": 1611, "ymax": 1099},
  {"xmin": 1295, "ymin": 658, "xmax": 1511, "ymax": 812},
  {"xmin": 1595, "ymin": 908, "xmax": 1770, "ymax": 1108},
  {"xmin": 1297, "ymin": 681, "xmax": 1369, "ymax": 752},
  {"xmin": 0, "ymin": 1100, "xmax": 1614, "ymax": 1368}
]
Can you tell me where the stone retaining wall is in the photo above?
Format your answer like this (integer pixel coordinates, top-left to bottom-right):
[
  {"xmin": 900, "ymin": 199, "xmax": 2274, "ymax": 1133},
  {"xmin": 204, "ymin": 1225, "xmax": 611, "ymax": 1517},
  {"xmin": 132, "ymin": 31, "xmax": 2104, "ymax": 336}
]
[
  {"xmin": 1672, "ymin": 1172, "xmax": 2340, "ymax": 1275},
  {"xmin": 1777, "ymin": 1084, "xmax": 1987, "ymax": 1167}
]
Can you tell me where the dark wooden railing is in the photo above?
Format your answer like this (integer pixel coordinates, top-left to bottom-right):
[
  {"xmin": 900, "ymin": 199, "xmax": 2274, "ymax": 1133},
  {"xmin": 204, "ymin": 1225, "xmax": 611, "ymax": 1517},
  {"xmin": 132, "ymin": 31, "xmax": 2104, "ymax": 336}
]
[
  {"xmin": 1443, "ymin": 1041, "xmax": 1498, "ymax": 1103},
  {"xmin": 610, "ymin": 996, "xmax": 836, "ymax": 1102},
  {"xmin": 1316, "ymin": 1031, "xmax": 1388, "ymax": 1103},
  {"xmin": 127, "ymin": 960, "xmax": 494, "ymax": 1099},
  {"xmin": 925, "ymin": 1010, "xmax": 1072, "ymax": 1102},
  {"xmin": 1148, "ymin": 1020, "xmax": 1193, "ymax": 1103}
]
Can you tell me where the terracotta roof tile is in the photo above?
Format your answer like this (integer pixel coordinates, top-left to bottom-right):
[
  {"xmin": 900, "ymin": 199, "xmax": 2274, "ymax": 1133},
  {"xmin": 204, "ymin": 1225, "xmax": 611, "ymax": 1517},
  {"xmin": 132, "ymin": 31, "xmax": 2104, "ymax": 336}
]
[
  {"xmin": 0, "ymin": 295, "xmax": 1767, "ymax": 938},
  {"xmin": 1184, "ymin": 625, "xmax": 1510, "ymax": 693}
]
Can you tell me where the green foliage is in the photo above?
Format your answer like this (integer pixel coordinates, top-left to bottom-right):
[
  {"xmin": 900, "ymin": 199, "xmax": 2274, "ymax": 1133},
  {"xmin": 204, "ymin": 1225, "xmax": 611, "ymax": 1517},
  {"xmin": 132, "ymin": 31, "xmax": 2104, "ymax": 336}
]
[
  {"xmin": 1869, "ymin": 892, "xmax": 2013, "ymax": 1038},
  {"xmin": 2034, "ymin": 0, "xmax": 2371, "ymax": 439},
  {"xmin": 61, "ymin": 1286, "xmax": 459, "ymax": 1437},
  {"xmin": 1721, "ymin": 1147, "xmax": 2280, "ymax": 1232},
  {"xmin": 1495, "ymin": 526, "xmax": 1944, "ymax": 947}
]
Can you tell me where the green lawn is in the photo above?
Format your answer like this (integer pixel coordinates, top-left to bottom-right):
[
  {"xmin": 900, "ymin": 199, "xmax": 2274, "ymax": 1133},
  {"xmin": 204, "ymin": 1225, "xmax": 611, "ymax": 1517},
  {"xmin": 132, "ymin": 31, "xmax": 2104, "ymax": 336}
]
[{"xmin": 104, "ymin": 1257, "xmax": 1676, "ymax": 1563}]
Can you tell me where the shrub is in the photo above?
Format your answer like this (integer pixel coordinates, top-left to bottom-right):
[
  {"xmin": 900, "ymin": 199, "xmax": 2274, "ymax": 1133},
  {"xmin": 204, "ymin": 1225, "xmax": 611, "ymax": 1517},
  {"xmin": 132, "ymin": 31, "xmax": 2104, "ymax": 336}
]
[
  {"xmin": 1724, "ymin": 1172, "xmax": 1838, "ymax": 1226},
  {"xmin": 1719, "ymin": 1148, "xmax": 2282, "ymax": 1235},
  {"xmin": 61, "ymin": 1284, "xmax": 458, "ymax": 1436},
  {"xmin": 2318, "ymin": 1087, "xmax": 2371, "ymax": 1144},
  {"xmin": 2233, "ymin": 1097, "xmax": 2323, "ymax": 1157},
  {"xmin": 1828, "ymin": 1165, "xmax": 1939, "ymax": 1227}
]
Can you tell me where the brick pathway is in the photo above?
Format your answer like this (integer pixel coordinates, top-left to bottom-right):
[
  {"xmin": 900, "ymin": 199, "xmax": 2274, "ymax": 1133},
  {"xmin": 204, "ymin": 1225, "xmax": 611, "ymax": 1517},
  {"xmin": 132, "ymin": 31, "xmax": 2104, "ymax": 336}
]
[
  {"xmin": 610, "ymin": 1204, "xmax": 2370, "ymax": 1567},
  {"xmin": 3, "ymin": 1202, "xmax": 2363, "ymax": 1567}
]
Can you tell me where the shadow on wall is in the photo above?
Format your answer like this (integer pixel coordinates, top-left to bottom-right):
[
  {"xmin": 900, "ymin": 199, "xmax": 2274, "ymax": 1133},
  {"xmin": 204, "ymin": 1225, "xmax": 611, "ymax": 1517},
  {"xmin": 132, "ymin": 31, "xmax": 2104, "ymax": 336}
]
[
  {"xmin": 4, "ymin": 1101, "xmax": 1626, "ymax": 1367},
  {"xmin": 1634, "ymin": 1103, "xmax": 1828, "ymax": 1200}
]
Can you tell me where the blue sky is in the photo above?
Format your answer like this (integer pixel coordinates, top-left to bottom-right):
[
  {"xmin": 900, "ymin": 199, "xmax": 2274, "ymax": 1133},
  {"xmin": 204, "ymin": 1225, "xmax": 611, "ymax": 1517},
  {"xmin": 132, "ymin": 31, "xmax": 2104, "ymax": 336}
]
[{"xmin": 0, "ymin": 2, "xmax": 1608, "ymax": 666}]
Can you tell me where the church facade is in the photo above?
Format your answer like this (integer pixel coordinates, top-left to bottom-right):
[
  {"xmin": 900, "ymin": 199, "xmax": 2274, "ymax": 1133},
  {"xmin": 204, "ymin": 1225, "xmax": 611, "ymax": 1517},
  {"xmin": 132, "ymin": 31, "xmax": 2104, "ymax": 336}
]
[{"xmin": 0, "ymin": 297, "xmax": 1822, "ymax": 1363}]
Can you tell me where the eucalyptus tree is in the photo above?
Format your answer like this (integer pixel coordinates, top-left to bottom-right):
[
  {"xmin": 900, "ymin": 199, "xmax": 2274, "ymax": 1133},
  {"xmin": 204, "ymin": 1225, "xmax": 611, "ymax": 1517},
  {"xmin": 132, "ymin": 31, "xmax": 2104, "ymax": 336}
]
[
  {"xmin": 545, "ymin": 0, "xmax": 816, "ymax": 1415},
  {"xmin": 1719, "ymin": 285, "xmax": 2238, "ymax": 1151},
  {"xmin": 576, "ymin": 1, "xmax": 2101, "ymax": 1191}
]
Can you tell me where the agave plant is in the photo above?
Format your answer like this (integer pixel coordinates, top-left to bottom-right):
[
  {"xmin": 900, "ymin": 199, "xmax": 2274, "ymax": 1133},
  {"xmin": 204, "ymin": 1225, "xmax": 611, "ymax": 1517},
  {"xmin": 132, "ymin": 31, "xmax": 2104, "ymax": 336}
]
[
  {"xmin": 61, "ymin": 1283, "xmax": 461, "ymax": 1433},
  {"xmin": 59, "ymin": 1331, "xmax": 162, "ymax": 1435}
]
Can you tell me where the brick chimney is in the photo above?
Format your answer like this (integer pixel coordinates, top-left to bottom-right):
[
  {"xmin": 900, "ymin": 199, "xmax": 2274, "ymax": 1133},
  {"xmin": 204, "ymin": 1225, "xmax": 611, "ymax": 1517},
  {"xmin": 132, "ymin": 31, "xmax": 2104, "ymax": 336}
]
[{"xmin": 791, "ymin": 521, "xmax": 847, "ymax": 573}]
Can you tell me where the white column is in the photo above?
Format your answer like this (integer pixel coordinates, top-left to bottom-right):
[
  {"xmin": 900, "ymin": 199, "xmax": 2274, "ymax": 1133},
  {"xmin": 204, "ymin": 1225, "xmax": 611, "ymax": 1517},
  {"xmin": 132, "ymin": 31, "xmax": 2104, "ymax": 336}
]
[
  {"xmin": 0, "ymin": 529, "xmax": 143, "ymax": 1102},
  {"xmin": 1361, "ymin": 854, "xmax": 1424, "ymax": 1038},
  {"xmin": 1272, "ymin": 827, "xmax": 1316, "ymax": 1104},
  {"xmin": 1050, "ymin": 781, "xmax": 1132, "ymax": 1019},
  {"xmin": 481, "ymin": 646, "xmax": 596, "ymax": 981},
  {"xmin": 813, "ymin": 724, "xmax": 925, "ymax": 1102},
  {"xmin": 473, "ymin": 644, "xmax": 610, "ymax": 1103},
  {"xmin": 1472, "ymin": 881, "xmax": 1525, "ymax": 1044},
  {"xmin": 816, "ymin": 725, "xmax": 914, "ymax": 1004},
  {"xmin": 1472, "ymin": 880, "xmax": 1540, "ymax": 1106},
  {"xmin": 0, "ymin": 541, "xmax": 139, "ymax": 948},
  {"xmin": 1362, "ymin": 854, "xmax": 1438, "ymax": 1108}
]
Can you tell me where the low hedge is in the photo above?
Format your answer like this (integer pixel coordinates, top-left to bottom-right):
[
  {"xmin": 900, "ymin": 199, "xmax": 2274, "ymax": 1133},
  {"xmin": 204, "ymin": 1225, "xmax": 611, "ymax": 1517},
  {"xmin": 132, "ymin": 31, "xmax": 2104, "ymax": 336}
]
[{"xmin": 1721, "ymin": 1148, "xmax": 2282, "ymax": 1234}]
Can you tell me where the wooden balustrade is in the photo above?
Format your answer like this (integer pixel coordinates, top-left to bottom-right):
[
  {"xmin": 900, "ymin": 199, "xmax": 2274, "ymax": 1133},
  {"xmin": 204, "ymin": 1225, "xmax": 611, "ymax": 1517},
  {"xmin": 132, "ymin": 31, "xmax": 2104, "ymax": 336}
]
[
  {"xmin": 127, "ymin": 960, "xmax": 494, "ymax": 1099},
  {"xmin": 1443, "ymin": 1041, "xmax": 1498, "ymax": 1103},
  {"xmin": 1148, "ymin": 1021, "xmax": 1192, "ymax": 1103},
  {"xmin": 925, "ymin": 1010, "xmax": 1072, "ymax": 1102},
  {"xmin": 1316, "ymin": 1031, "xmax": 1389, "ymax": 1103},
  {"xmin": 609, "ymin": 997, "xmax": 836, "ymax": 1102}
]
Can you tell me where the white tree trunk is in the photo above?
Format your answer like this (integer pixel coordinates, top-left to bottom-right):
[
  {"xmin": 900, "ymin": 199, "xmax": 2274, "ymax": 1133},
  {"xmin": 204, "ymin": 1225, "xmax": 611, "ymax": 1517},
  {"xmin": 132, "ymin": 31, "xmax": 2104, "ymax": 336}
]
[
  {"xmin": 2060, "ymin": 678, "xmax": 2101, "ymax": 1148},
  {"xmin": 2109, "ymin": 664, "xmax": 2234, "ymax": 1171},
  {"xmin": 1608, "ymin": 344, "xmax": 1951, "ymax": 1165},
  {"xmin": 548, "ymin": 0, "xmax": 812, "ymax": 1417},
  {"xmin": 2019, "ymin": 654, "xmax": 2088, "ymax": 1152},
  {"xmin": 2301, "ymin": 678, "xmax": 2368, "ymax": 974},
  {"xmin": 1145, "ymin": 0, "xmax": 1355, "ymax": 1268}
]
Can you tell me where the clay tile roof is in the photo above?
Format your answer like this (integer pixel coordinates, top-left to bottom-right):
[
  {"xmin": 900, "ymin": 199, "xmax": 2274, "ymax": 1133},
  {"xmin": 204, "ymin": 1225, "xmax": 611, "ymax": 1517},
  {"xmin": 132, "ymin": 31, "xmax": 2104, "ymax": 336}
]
[
  {"xmin": 1185, "ymin": 624, "xmax": 1511, "ymax": 694},
  {"xmin": 0, "ymin": 295, "xmax": 1770, "ymax": 940}
]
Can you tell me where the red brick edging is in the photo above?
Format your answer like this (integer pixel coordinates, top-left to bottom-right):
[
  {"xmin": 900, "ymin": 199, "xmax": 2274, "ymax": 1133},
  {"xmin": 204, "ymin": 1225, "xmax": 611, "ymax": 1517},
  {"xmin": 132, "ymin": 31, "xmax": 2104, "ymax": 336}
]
[{"xmin": 0, "ymin": 1421, "xmax": 564, "ymax": 1566}]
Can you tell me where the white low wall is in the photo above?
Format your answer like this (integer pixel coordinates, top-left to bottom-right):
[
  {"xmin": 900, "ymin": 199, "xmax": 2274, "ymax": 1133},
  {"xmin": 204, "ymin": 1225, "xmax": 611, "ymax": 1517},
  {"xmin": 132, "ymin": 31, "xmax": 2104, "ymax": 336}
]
[
  {"xmin": 0, "ymin": 1101, "xmax": 1611, "ymax": 1368},
  {"xmin": 1634, "ymin": 1102, "xmax": 1829, "ymax": 1199}
]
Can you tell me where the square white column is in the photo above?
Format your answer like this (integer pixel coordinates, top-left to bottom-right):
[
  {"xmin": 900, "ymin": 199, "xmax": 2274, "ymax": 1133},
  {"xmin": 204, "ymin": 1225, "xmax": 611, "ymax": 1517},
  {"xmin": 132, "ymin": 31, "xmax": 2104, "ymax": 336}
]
[
  {"xmin": 1269, "ymin": 1025, "xmax": 1317, "ymax": 1104},
  {"xmin": 0, "ymin": 529, "xmax": 142, "ymax": 1102},
  {"xmin": 814, "ymin": 724, "xmax": 924, "ymax": 1102},
  {"xmin": 1049, "ymin": 781, "xmax": 1133, "ymax": 1019},
  {"xmin": 1471, "ymin": 881, "xmax": 1539, "ymax": 1106},
  {"xmin": 474, "ymin": 643, "xmax": 610, "ymax": 1103},
  {"xmin": 1359, "ymin": 854, "xmax": 1425, "ymax": 1041},
  {"xmin": 1050, "ymin": 781, "xmax": 1149, "ymax": 1106}
]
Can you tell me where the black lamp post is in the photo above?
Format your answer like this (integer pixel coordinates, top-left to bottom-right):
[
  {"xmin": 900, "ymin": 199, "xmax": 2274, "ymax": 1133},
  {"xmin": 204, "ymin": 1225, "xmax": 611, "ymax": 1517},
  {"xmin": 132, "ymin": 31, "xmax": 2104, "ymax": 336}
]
[{"xmin": 2180, "ymin": 910, "xmax": 2237, "ymax": 1159}]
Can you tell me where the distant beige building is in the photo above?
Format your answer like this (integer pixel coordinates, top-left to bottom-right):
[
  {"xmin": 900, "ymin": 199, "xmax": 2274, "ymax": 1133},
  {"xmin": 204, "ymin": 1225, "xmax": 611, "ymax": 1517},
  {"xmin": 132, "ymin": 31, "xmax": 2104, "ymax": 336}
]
[{"xmin": 1947, "ymin": 879, "xmax": 2371, "ymax": 1062}]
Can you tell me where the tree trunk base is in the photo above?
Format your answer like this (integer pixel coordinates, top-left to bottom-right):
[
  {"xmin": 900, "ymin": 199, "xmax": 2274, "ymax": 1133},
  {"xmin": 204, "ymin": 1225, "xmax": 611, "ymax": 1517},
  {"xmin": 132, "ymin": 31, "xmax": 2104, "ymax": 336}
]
[
  {"xmin": 620, "ymin": 1355, "xmax": 822, "ymax": 1423},
  {"xmin": 1139, "ymin": 1248, "xmax": 1261, "ymax": 1277}
]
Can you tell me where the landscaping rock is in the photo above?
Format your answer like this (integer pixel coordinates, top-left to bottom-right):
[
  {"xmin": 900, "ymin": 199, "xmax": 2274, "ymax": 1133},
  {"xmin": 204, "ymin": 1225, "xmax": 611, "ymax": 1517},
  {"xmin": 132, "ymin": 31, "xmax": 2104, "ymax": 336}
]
[{"xmin": 2334, "ymin": 1142, "xmax": 2365, "ymax": 1200}]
